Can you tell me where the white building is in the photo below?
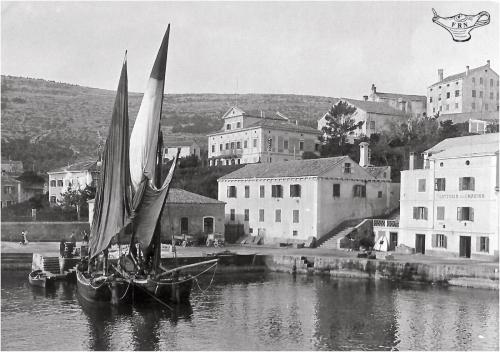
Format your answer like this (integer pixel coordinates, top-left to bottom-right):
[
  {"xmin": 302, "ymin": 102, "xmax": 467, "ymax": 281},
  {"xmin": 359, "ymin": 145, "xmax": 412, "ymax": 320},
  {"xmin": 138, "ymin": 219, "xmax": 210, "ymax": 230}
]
[
  {"xmin": 218, "ymin": 148, "xmax": 399, "ymax": 244},
  {"xmin": 427, "ymin": 60, "xmax": 499, "ymax": 117},
  {"xmin": 317, "ymin": 98, "xmax": 409, "ymax": 140},
  {"xmin": 47, "ymin": 160, "xmax": 100, "ymax": 204},
  {"xmin": 395, "ymin": 133, "xmax": 499, "ymax": 258},
  {"xmin": 208, "ymin": 107, "xmax": 321, "ymax": 166},
  {"xmin": 163, "ymin": 140, "xmax": 201, "ymax": 161},
  {"xmin": 368, "ymin": 84, "xmax": 427, "ymax": 118}
]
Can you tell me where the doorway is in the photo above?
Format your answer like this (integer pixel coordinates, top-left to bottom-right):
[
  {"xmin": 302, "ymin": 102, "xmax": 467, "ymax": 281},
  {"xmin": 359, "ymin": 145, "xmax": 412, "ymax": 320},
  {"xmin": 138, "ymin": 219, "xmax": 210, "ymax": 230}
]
[
  {"xmin": 415, "ymin": 234, "xmax": 426, "ymax": 254},
  {"xmin": 389, "ymin": 232, "xmax": 398, "ymax": 251},
  {"xmin": 180, "ymin": 217, "xmax": 188, "ymax": 234},
  {"xmin": 459, "ymin": 236, "xmax": 471, "ymax": 258},
  {"xmin": 203, "ymin": 217, "xmax": 214, "ymax": 234}
]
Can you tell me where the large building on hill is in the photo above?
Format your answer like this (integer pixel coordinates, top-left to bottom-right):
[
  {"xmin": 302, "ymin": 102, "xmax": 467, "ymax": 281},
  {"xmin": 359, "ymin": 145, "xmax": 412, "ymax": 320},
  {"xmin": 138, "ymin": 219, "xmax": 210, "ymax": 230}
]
[
  {"xmin": 396, "ymin": 133, "xmax": 499, "ymax": 258},
  {"xmin": 368, "ymin": 84, "xmax": 427, "ymax": 118},
  {"xmin": 317, "ymin": 98, "xmax": 409, "ymax": 140},
  {"xmin": 207, "ymin": 107, "xmax": 321, "ymax": 166},
  {"xmin": 162, "ymin": 139, "xmax": 201, "ymax": 161},
  {"xmin": 218, "ymin": 145, "xmax": 399, "ymax": 244},
  {"xmin": 47, "ymin": 160, "xmax": 100, "ymax": 204},
  {"xmin": 427, "ymin": 60, "xmax": 499, "ymax": 117}
]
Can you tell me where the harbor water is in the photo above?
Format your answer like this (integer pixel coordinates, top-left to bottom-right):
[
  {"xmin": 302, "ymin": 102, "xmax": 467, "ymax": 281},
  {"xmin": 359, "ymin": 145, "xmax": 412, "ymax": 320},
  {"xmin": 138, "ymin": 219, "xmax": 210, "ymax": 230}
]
[{"xmin": 1, "ymin": 270, "xmax": 498, "ymax": 351}]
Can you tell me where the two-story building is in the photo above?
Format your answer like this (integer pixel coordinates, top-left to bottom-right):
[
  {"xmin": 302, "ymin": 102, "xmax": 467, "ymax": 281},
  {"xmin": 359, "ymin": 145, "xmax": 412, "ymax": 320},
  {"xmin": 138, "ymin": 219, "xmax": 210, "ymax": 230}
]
[
  {"xmin": 368, "ymin": 84, "xmax": 427, "ymax": 118},
  {"xmin": 1, "ymin": 175, "xmax": 22, "ymax": 207},
  {"xmin": 208, "ymin": 107, "xmax": 321, "ymax": 166},
  {"xmin": 163, "ymin": 140, "xmax": 201, "ymax": 161},
  {"xmin": 47, "ymin": 160, "xmax": 100, "ymax": 205},
  {"xmin": 317, "ymin": 98, "xmax": 409, "ymax": 140},
  {"xmin": 1, "ymin": 160, "xmax": 23, "ymax": 176},
  {"xmin": 218, "ymin": 148, "xmax": 398, "ymax": 244},
  {"xmin": 396, "ymin": 133, "xmax": 499, "ymax": 259},
  {"xmin": 427, "ymin": 60, "xmax": 499, "ymax": 117}
]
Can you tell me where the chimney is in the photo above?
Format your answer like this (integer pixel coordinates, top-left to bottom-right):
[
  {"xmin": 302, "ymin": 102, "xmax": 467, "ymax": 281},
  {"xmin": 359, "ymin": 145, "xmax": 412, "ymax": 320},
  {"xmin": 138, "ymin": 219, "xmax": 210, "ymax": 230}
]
[
  {"xmin": 359, "ymin": 142, "xmax": 370, "ymax": 167},
  {"xmin": 371, "ymin": 84, "xmax": 376, "ymax": 93},
  {"xmin": 363, "ymin": 95, "xmax": 368, "ymax": 101},
  {"xmin": 487, "ymin": 60, "xmax": 490, "ymax": 67},
  {"xmin": 409, "ymin": 152, "xmax": 415, "ymax": 170},
  {"xmin": 438, "ymin": 69, "xmax": 443, "ymax": 82},
  {"xmin": 466, "ymin": 65, "xmax": 470, "ymax": 76}
]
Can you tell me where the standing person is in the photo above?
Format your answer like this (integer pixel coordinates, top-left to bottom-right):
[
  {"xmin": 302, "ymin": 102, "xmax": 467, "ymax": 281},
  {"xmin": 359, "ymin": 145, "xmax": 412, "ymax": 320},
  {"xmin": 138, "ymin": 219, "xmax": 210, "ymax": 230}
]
[{"xmin": 20, "ymin": 231, "xmax": 28, "ymax": 245}]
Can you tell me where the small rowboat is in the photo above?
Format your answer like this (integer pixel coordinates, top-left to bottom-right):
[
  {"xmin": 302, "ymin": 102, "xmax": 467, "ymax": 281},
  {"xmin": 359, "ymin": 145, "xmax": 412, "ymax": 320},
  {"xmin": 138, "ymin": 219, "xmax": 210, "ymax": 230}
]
[{"xmin": 28, "ymin": 270, "xmax": 55, "ymax": 288}]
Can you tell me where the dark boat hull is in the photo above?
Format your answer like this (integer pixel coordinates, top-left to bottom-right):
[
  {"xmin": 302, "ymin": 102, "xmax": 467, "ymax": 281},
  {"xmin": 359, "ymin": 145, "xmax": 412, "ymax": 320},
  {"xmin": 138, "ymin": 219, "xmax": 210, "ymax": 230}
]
[
  {"xmin": 132, "ymin": 276, "xmax": 193, "ymax": 304},
  {"xmin": 76, "ymin": 266, "xmax": 131, "ymax": 304},
  {"xmin": 28, "ymin": 270, "xmax": 55, "ymax": 288}
]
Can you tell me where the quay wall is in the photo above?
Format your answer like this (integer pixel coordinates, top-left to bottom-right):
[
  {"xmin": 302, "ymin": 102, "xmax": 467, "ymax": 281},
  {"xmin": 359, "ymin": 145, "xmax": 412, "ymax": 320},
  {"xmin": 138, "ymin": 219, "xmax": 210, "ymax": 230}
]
[
  {"xmin": 1, "ymin": 222, "xmax": 90, "ymax": 242},
  {"xmin": 266, "ymin": 255, "xmax": 499, "ymax": 289}
]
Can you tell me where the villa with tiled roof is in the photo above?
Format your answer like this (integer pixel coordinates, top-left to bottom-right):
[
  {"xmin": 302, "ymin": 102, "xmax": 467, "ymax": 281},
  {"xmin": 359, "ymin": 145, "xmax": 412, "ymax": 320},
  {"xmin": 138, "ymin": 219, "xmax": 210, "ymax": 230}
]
[
  {"xmin": 207, "ymin": 106, "xmax": 321, "ymax": 166},
  {"xmin": 368, "ymin": 84, "xmax": 427, "ymax": 118}
]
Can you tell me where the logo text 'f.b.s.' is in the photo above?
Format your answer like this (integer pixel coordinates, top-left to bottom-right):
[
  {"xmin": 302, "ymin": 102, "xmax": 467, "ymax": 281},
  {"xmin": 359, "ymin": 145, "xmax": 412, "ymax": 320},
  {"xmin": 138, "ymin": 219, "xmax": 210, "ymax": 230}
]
[{"xmin": 432, "ymin": 8, "xmax": 490, "ymax": 42}]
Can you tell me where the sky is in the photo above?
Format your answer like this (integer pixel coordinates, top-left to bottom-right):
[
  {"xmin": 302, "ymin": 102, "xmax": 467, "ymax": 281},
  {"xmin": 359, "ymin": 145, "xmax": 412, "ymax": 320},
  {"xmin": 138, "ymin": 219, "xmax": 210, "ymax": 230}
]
[{"xmin": 1, "ymin": 1, "xmax": 499, "ymax": 99}]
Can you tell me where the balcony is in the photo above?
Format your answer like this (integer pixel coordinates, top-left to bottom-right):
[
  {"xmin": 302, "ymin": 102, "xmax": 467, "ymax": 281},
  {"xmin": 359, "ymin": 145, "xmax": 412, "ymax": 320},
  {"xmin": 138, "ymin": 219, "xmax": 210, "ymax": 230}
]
[
  {"xmin": 220, "ymin": 149, "xmax": 243, "ymax": 157},
  {"xmin": 372, "ymin": 219, "xmax": 399, "ymax": 228}
]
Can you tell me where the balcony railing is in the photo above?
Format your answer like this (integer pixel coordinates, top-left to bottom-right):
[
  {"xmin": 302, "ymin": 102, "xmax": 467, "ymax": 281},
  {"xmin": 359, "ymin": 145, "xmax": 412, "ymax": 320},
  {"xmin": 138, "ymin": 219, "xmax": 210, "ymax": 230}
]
[
  {"xmin": 220, "ymin": 149, "xmax": 243, "ymax": 157},
  {"xmin": 373, "ymin": 219, "xmax": 399, "ymax": 228}
]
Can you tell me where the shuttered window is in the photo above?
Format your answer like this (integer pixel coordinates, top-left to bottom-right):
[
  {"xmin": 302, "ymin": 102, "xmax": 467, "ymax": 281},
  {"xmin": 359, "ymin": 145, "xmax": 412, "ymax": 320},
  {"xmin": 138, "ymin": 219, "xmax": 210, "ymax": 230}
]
[
  {"xmin": 244, "ymin": 209, "xmax": 249, "ymax": 221},
  {"xmin": 293, "ymin": 210, "xmax": 299, "ymax": 223},
  {"xmin": 436, "ymin": 206, "xmax": 445, "ymax": 220},
  {"xmin": 259, "ymin": 209, "xmax": 264, "ymax": 222},
  {"xmin": 353, "ymin": 185, "xmax": 366, "ymax": 198},
  {"xmin": 477, "ymin": 236, "xmax": 489, "ymax": 252},
  {"xmin": 435, "ymin": 178, "xmax": 446, "ymax": 191},
  {"xmin": 413, "ymin": 207, "xmax": 428, "ymax": 220},
  {"xmin": 275, "ymin": 209, "xmax": 281, "ymax": 223},
  {"xmin": 230, "ymin": 209, "xmax": 235, "ymax": 221},
  {"xmin": 244, "ymin": 186, "xmax": 250, "ymax": 198},
  {"xmin": 418, "ymin": 179, "xmax": 426, "ymax": 192},
  {"xmin": 333, "ymin": 184, "xmax": 340, "ymax": 197},
  {"xmin": 290, "ymin": 184, "xmax": 301, "ymax": 197},
  {"xmin": 432, "ymin": 234, "xmax": 447, "ymax": 248},
  {"xmin": 271, "ymin": 185, "xmax": 283, "ymax": 198},
  {"xmin": 459, "ymin": 177, "xmax": 475, "ymax": 191},
  {"xmin": 457, "ymin": 207, "xmax": 474, "ymax": 221},
  {"xmin": 227, "ymin": 186, "xmax": 237, "ymax": 198}
]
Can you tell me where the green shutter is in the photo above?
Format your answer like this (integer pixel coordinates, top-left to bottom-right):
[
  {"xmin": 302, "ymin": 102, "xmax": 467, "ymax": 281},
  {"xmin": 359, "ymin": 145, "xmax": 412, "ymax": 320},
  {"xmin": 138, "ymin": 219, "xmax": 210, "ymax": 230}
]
[
  {"xmin": 413, "ymin": 207, "xmax": 418, "ymax": 219},
  {"xmin": 457, "ymin": 207, "xmax": 461, "ymax": 221},
  {"xmin": 443, "ymin": 235, "xmax": 447, "ymax": 249},
  {"xmin": 486, "ymin": 237, "xmax": 489, "ymax": 252},
  {"xmin": 432, "ymin": 234, "xmax": 437, "ymax": 247},
  {"xmin": 424, "ymin": 207, "xmax": 428, "ymax": 220},
  {"xmin": 470, "ymin": 207, "xmax": 474, "ymax": 221},
  {"xmin": 459, "ymin": 178, "xmax": 463, "ymax": 191},
  {"xmin": 471, "ymin": 177, "xmax": 475, "ymax": 191},
  {"xmin": 476, "ymin": 236, "xmax": 481, "ymax": 252}
]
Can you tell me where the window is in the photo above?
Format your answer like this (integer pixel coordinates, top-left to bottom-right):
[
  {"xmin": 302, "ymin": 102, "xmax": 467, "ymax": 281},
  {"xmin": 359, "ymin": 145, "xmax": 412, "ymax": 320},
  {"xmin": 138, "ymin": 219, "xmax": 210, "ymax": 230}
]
[
  {"xmin": 236, "ymin": 122, "xmax": 241, "ymax": 128},
  {"xmin": 249, "ymin": 228, "xmax": 253, "ymax": 234},
  {"xmin": 490, "ymin": 92, "xmax": 494, "ymax": 100},
  {"xmin": 378, "ymin": 191, "xmax": 383, "ymax": 198},
  {"xmin": 226, "ymin": 123, "xmax": 231, "ymax": 130},
  {"xmin": 438, "ymin": 94, "xmax": 441, "ymax": 101},
  {"xmin": 275, "ymin": 209, "xmax": 281, "ymax": 222},
  {"xmin": 490, "ymin": 79, "xmax": 494, "ymax": 87},
  {"xmin": 315, "ymin": 143, "xmax": 320, "ymax": 152},
  {"xmin": 343, "ymin": 163, "xmax": 351, "ymax": 174},
  {"xmin": 219, "ymin": 144, "xmax": 223, "ymax": 151},
  {"xmin": 433, "ymin": 234, "xmax": 447, "ymax": 248},
  {"xmin": 455, "ymin": 103, "xmax": 459, "ymax": 109},
  {"xmin": 370, "ymin": 121, "xmax": 375, "ymax": 130},
  {"xmin": 472, "ymin": 102, "xmax": 476, "ymax": 110},
  {"xmin": 413, "ymin": 207, "xmax": 428, "ymax": 220},
  {"xmin": 50, "ymin": 180, "xmax": 56, "ymax": 187},
  {"xmin": 284, "ymin": 140, "xmax": 289, "ymax": 150},
  {"xmin": 446, "ymin": 92, "xmax": 450, "ymax": 99},
  {"xmin": 293, "ymin": 210, "xmax": 299, "ymax": 223},
  {"xmin": 244, "ymin": 140, "xmax": 248, "ymax": 148},
  {"xmin": 293, "ymin": 230, "xmax": 298, "ymax": 237},
  {"xmin": 479, "ymin": 236, "xmax": 489, "ymax": 252},
  {"xmin": 227, "ymin": 186, "xmax": 237, "ymax": 198},
  {"xmin": 459, "ymin": 177, "xmax": 475, "ymax": 191},
  {"xmin": 435, "ymin": 178, "xmax": 446, "ymax": 191},
  {"xmin": 236, "ymin": 141, "xmax": 241, "ymax": 149},
  {"xmin": 290, "ymin": 184, "xmax": 301, "ymax": 197},
  {"xmin": 271, "ymin": 185, "xmax": 283, "ymax": 198},
  {"xmin": 480, "ymin": 77, "xmax": 483, "ymax": 85},
  {"xmin": 446, "ymin": 105, "xmax": 449, "ymax": 111},
  {"xmin": 299, "ymin": 141, "xmax": 304, "ymax": 151},
  {"xmin": 230, "ymin": 209, "xmax": 235, "ymax": 221},
  {"xmin": 230, "ymin": 142, "xmax": 235, "ymax": 149},
  {"xmin": 472, "ymin": 77, "xmax": 476, "ymax": 84},
  {"xmin": 436, "ymin": 206, "xmax": 445, "ymax": 220},
  {"xmin": 457, "ymin": 207, "xmax": 474, "ymax": 221},
  {"xmin": 429, "ymin": 97, "xmax": 433, "ymax": 103},
  {"xmin": 225, "ymin": 143, "xmax": 229, "ymax": 150},
  {"xmin": 353, "ymin": 185, "xmax": 366, "ymax": 198},
  {"xmin": 455, "ymin": 90, "xmax": 460, "ymax": 97},
  {"xmin": 259, "ymin": 185, "xmax": 265, "ymax": 198},
  {"xmin": 333, "ymin": 184, "xmax": 340, "ymax": 197},
  {"xmin": 259, "ymin": 209, "xmax": 264, "ymax": 222},
  {"xmin": 244, "ymin": 209, "xmax": 249, "ymax": 221},
  {"xmin": 57, "ymin": 180, "xmax": 63, "ymax": 187},
  {"xmin": 472, "ymin": 90, "xmax": 476, "ymax": 97},
  {"xmin": 479, "ymin": 91, "xmax": 483, "ymax": 98},
  {"xmin": 211, "ymin": 145, "xmax": 215, "ymax": 153},
  {"xmin": 433, "ymin": 107, "xmax": 436, "ymax": 113},
  {"xmin": 50, "ymin": 196, "xmax": 57, "ymax": 203},
  {"xmin": 244, "ymin": 185, "xmax": 250, "ymax": 198},
  {"xmin": 4, "ymin": 186, "xmax": 13, "ymax": 194},
  {"xmin": 253, "ymin": 139, "xmax": 257, "ymax": 148}
]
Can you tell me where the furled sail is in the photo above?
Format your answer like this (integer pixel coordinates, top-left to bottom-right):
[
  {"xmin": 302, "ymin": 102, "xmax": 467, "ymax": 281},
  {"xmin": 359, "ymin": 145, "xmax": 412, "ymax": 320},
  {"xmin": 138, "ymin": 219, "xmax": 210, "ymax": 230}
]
[
  {"xmin": 129, "ymin": 26, "xmax": 175, "ymax": 250},
  {"xmin": 89, "ymin": 55, "xmax": 133, "ymax": 259}
]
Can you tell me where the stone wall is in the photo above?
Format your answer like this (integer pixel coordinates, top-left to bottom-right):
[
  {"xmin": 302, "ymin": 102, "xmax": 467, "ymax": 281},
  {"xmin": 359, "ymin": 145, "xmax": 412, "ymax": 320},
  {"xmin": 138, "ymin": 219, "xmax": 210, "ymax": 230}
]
[{"xmin": 1, "ymin": 222, "xmax": 90, "ymax": 242}]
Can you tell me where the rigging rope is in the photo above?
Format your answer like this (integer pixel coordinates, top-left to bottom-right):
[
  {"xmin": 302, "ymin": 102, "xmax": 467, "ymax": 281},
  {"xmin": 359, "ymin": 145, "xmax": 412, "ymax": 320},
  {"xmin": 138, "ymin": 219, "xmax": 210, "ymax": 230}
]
[{"xmin": 193, "ymin": 262, "xmax": 218, "ymax": 295}]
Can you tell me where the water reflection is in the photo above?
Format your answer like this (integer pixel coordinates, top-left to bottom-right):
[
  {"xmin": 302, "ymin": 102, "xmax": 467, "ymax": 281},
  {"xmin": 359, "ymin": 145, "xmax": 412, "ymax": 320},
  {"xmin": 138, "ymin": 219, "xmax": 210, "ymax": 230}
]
[{"xmin": 1, "ymin": 271, "xmax": 498, "ymax": 351}]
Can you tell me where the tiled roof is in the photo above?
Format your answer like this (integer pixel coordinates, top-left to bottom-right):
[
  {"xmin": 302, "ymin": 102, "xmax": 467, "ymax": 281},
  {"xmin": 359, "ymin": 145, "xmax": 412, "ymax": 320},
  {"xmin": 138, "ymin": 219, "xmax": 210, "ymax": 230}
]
[
  {"xmin": 426, "ymin": 133, "xmax": 499, "ymax": 159},
  {"xmin": 375, "ymin": 92, "xmax": 426, "ymax": 101},
  {"xmin": 429, "ymin": 64, "xmax": 498, "ymax": 87},
  {"xmin": 245, "ymin": 119, "xmax": 321, "ymax": 134},
  {"xmin": 219, "ymin": 156, "xmax": 348, "ymax": 179},
  {"xmin": 1, "ymin": 175, "xmax": 21, "ymax": 184},
  {"xmin": 342, "ymin": 98, "xmax": 408, "ymax": 117},
  {"xmin": 365, "ymin": 166, "xmax": 390, "ymax": 179},
  {"xmin": 166, "ymin": 188, "xmax": 225, "ymax": 204},
  {"xmin": 48, "ymin": 160, "xmax": 99, "ymax": 173}
]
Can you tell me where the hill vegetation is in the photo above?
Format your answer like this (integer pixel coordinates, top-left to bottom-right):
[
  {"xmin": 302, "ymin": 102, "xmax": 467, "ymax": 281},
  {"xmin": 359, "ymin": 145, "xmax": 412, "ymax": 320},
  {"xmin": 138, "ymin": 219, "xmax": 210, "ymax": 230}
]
[{"xmin": 1, "ymin": 75, "xmax": 333, "ymax": 172}]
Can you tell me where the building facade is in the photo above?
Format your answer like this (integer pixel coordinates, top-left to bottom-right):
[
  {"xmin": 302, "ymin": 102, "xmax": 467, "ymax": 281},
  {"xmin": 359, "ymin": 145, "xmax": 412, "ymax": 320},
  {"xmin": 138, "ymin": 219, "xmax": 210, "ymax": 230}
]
[
  {"xmin": 427, "ymin": 60, "xmax": 499, "ymax": 117},
  {"xmin": 396, "ymin": 133, "xmax": 499, "ymax": 258},
  {"xmin": 317, "ymin": 98, "xmax": 409, "ymax": 140},
  {"xmin": 47, "ymin": 160, "xmax": 99, "ymax": 205},
  {"xmin": 1, "ymin": 175, "xmax": 22, "ymax": 207},
  {"xmin": 208, "ymin": 107, "xmax": 321, "ymax": 166},
  {"xmin": 368, "ymin": 84, "xmax": 427, "ymax": 118},
  {"xmin": 163, "ymin": 140, "xmax": 201, "ymax": 161},
  {"xmin": 218, "ymin": 153, "xmax": 398, "ymax": 244},
  {"xmin": 1, "ymin": 160, "xmax": 23, "ymax": 176}
]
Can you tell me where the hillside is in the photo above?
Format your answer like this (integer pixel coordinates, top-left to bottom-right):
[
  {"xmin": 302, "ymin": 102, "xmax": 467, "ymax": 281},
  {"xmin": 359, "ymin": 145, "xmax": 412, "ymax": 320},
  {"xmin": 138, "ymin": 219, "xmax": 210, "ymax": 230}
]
[{"xmin": 1, "ymin": 75, "xmax": 334, "ymax": 172}]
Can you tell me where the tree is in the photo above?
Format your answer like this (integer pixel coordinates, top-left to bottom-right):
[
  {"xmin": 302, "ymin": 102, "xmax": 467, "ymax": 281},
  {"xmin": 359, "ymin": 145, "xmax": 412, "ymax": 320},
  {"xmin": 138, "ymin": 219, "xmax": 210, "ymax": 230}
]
[
  {"xmin": 320, "ymin": 101, "xmax": 363, "ymax": 156},
  {"xmin": 301, "ymin": 151, "xmax": 319, "ymax": 160},
  {"xmin": 59, "ymin": 185, "xmax": 96, "ymax": 220}
]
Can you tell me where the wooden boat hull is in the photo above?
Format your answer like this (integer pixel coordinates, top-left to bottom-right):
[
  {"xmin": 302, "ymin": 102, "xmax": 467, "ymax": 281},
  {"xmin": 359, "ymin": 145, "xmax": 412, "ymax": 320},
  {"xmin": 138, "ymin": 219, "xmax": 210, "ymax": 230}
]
[
  {"xmin": 28, "ymin": 270, "xmax": 55, "ymax": 288},
  {"xmin": 132, "ymin": 276, "xmax": 193, "ymax": 304},
  {"xmin": 76, "ymin": 266, "xmax": 131, "ymax": 305}
]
